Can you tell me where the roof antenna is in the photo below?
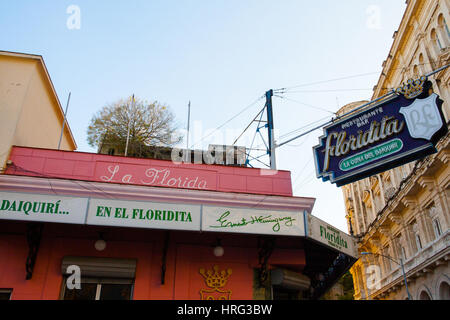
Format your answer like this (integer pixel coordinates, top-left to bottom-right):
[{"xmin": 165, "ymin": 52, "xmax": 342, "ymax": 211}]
[{"xmin": 185, "ymin": 101, "xmax": 191, "ymax": 162}]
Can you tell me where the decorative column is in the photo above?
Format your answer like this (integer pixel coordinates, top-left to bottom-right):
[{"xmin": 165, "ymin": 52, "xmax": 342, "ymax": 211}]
[
  {"xmin": 437, "ymin": 187, "xmax": 450, "ymax": 231},
  {"xmin": 357, "ymin": 181, "xmax": 368, "ymax": 232},
  {"xmin": 350, "ymin": 267, "xmax": 361, "ymax": 300},
  {"xmin": 388, "ymin": 212, "xmax": 404, "ymax": 260},
  {"xmin": 417, "ymin": 176, "xmax": 438, "ymax": 243},
  {"xmin": 370, "ymin": 237, "xmax": 385, "ymax": 278},
  {"xmin": 401, "ymin": 197, "xmax": 419, "ymax": 258},
  {"xmin": 360, "ymin": 256, "xmax": 373, "ymax": 299},
  {"xmin": 350, "ymin": 183, "xmax": 361, "ymax": 235},
  {"xmin": 378, "ymin": 225, "xmax": 393, "ymax": 273},
  {"xmin": 377, "ymin": 174, "xmax": 386, "ymax": 208}
]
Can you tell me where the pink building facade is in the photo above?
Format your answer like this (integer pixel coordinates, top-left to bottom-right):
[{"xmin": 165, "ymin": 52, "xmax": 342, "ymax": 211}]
[{"xmin": 0, "ymin": 146, "xmax": 357, "ymax": 300}]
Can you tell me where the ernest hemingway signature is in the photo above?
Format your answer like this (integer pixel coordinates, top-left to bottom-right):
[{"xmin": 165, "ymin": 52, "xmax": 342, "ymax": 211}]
[{"xmin": 209, "ymin": 211, "xmax": 296, "ymax": 232}]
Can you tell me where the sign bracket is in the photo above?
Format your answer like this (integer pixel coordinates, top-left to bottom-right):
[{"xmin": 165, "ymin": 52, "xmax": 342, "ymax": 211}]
[
  {"xmin": 161, "ymin": 231, "xmax": 170, "ymax": 285},
  {"xmin": 25, "ymin": 223, "xmax": 44, "ymax": 280}
]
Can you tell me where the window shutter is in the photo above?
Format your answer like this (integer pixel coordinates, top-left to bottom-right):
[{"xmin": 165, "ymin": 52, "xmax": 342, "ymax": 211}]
[{"xmin": 61, "ymin": 256, "xmax": 137, "ymax": 279}]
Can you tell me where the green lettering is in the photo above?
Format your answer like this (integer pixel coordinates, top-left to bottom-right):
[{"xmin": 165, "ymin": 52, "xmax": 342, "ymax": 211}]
[
  {"xmin": 55, "ymin": 200, "xmax": 61, "ymax": 214},
  {"xmin": 23, "ymin": 202, "xmax": 32, "ymax": 215},
  {"xmin": 46, "ymin": 203, "xmax": 55, "ymax": 214},
  {"xmin": 17, "ymin": 201, "xmax": 24, "ymax": 212},
  {"xmin": 32, "ymin": 202, "xmax": 42, "ymax": 213},
  {"xmin": 0, "ymin": 200, "xmax": 10, "ymax": 210},
  {"xmin": 9, "ymin": 201, "xmax": 17, "ymax": 211},
  {"xmin": 96, "ymin": 206, "xmax": 105, "ymax": 217}
]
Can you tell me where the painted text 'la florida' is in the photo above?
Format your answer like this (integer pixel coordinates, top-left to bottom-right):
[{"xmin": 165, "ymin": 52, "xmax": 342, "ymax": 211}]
[{"xmin": 100, "ymin": 165, "xmax": 208, "ymax": 190}]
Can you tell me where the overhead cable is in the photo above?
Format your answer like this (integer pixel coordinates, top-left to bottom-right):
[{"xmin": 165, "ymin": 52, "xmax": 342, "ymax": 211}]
[{"xmin": 189, "ymin": 95, "xmax": 264, "ymax": 149}]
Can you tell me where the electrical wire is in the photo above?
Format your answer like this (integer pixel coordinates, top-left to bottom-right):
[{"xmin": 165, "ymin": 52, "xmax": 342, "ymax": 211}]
[
  {"xmin": 249, "ymin": 115, "xmax": 329, "ymax": 151},
  {"xmin": 282, "ymin": 136, "xmax": 308, "ymax": 147},
  {"xmin": 279, "ymin": 115, "xmax": 331, "ymax": 141},
  {"xmin": 274, "ymin": 94, "xmax": 336, "ymax": 115},
  {"xmin": 291, "ymin": 156, "xmax": 313, "ymax": 188},
  {"xmin": 274, "ymin": 60, "xmax": 444, "ymax": 95},
  {"xmin": 189, "ymin": 95, "xmax": 264, "ymax": 149},
  {"xmin": 294, "ymin": 173, "xmax": 316, "ymax": 193},
  {"xmin": 274, "ymin": 71, "xmax": 380, "ymax": 93},
  {"xmin": 232, "ymin": 105, "xmax": 266, "ymax": 146},
  {"xmin": 280, "ymin": 88, "xmax": 373, "ymax": 94}
]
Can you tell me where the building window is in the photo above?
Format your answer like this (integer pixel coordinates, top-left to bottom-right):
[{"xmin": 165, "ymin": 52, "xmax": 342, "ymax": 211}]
[
  {"xmin": 419, "ymin": 290, "xmax": 432, "ymax": 300},
  {"xmin": 383, "ymin": 247, "xmax": 391, "ymax": 272},
  {"xmin": 0, "ymin": 289, "xmax": 12, "ymax": 300},
  {"xmin": 433, "ymin": 218, "xmax": 442, "ymax": 238},
  {"xmin": 413, "ymin": 65, "xmax": 419, "ymax": 77},
  {"xmin": 439, "ymin": 282, "xmax": 450, "ymax": 300},
  {"xmin": 400, "ymin": 246, "xmax": 407, "ymax": 261},
  {"xmin": 61, "ymin": 256, "xmax": 136, "ymax": 301},
  {"xmin": 415, "ymin": 234, "xmax": 422, "ymax": 251},
  {"xmin": 63, "ymin": 278, "xmax": 133, "ymax": 300},
  {"xmin": 431, "ymin": 29, "xmax": 443, "ymax": 50},
  {"xmin": 272, "ymin": 286, "xmax": 302, "ymax": 300},
  {"xmin": 438, "ymin": 14, "xmax": 450, "ymax": 39}
]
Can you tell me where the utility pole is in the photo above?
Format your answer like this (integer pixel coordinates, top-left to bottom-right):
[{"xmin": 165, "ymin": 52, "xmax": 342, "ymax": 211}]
[{"xmin": 266, "ymin": 89, "xmax": 276, "ymax": 170}]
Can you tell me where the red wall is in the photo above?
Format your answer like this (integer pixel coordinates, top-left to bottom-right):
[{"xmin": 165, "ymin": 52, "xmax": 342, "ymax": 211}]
[
  {"xmin": 0, "ymin": 222, "xmax": 305, "ymax": 300},
  {"xmin": 6, "ymin": 146, "xmax": 293, "ymax": 196}
]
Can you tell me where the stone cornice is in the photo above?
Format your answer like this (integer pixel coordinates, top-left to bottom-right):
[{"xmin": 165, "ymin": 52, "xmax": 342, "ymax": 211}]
[
  {"xmin": 378, "ymin": 226, "xmax": 392, "ymax": 239},
  {"xmin": 388, "ymin": 212, "xmax": 404, "ymax": 226},
  {"xmin": 417, "ymin": 176, "xmax": 436, "ymax": 191},
  {"xmin": 401, "ymin": 196, "xmax": 418, "ymax": 209}
]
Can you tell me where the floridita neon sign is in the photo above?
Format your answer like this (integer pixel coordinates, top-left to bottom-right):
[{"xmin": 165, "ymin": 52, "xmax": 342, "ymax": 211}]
[
  {"xmin": 322, "ymin": 116, "xmax": 405, "ymax": 172},
  {"xmin": 314, "ymin": 76, "xmax": 447, "ymax": 186}
]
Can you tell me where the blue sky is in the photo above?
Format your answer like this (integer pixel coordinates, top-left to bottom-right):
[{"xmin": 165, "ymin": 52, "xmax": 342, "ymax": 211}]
[{"xmin": 0, "ymin": 1, "xmax": 407, "ymax": 231}]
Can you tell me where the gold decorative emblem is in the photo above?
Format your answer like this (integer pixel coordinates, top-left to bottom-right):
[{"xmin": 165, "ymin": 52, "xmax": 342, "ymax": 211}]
[
  {"xmin": 395, "ymin": 75, "xmax": 426, "ymax": 99},
  {"xmin": 199, "ymin": 265, "xmax": 232, "ymax": 300}
]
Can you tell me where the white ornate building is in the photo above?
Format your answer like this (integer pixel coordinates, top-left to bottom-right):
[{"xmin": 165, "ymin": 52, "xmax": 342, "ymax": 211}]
[{"xmin": 340, "ymin": 0, "xmax": 450, "ymax": 300}]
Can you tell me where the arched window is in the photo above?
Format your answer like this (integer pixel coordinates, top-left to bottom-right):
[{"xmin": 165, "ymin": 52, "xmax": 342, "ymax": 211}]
[
  {"xmin": 439, "ymin": 282, "xmax": 450, "ymax": 300},
  {"xmin": 419, "ymin": 290, "xmax": 432, "ymax": 300},
  {"xmin": 431, "ymin": 28, "xmax": 443, "ymax": 50},
  {"xmin": 438, "ymin": 14, "xmax": 450, "ymax": 39},
  {"xmin": 418, "ymin": 53, "xmax": 426, "ymax": 74},
  {"xmin": 413, "ymin": 65, "xmax": 419, "ymax": 77}
]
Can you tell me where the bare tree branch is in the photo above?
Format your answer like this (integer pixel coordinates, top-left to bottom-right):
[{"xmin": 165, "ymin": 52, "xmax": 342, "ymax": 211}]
[{"xmin": 87, "ymin": 96, "xmax": 183, "ymax": 157}]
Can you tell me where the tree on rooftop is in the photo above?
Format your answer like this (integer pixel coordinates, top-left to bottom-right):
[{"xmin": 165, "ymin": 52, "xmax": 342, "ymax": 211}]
[{"xmin": 87, "ymin": 96, "xmax": 182, "ymax": 157}]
